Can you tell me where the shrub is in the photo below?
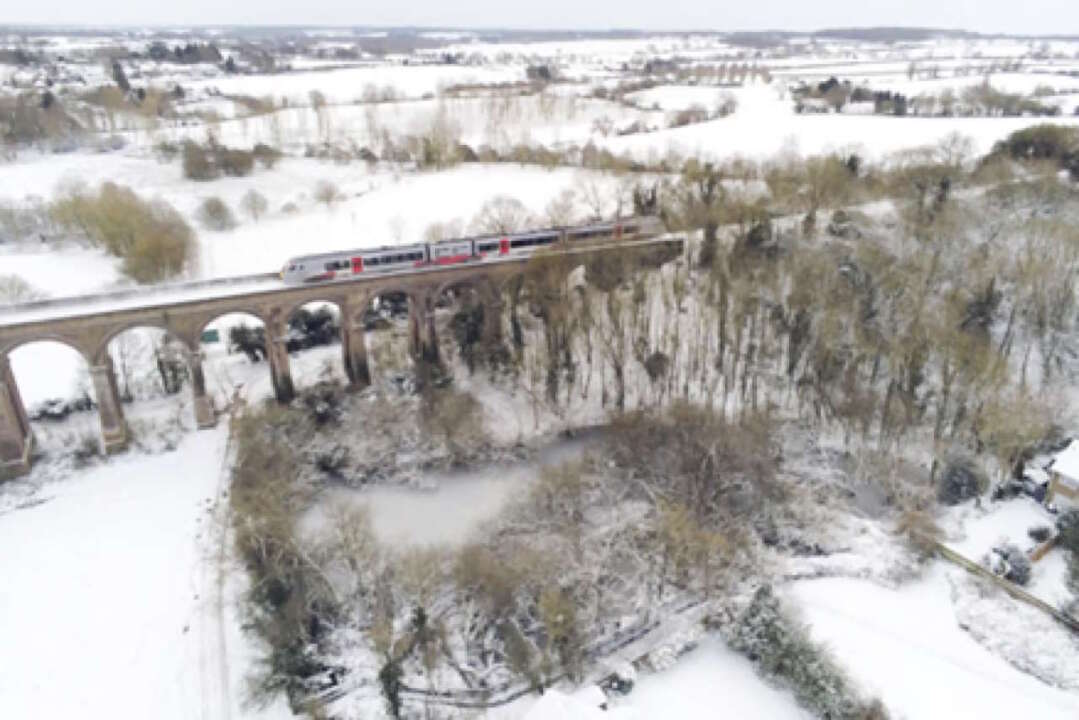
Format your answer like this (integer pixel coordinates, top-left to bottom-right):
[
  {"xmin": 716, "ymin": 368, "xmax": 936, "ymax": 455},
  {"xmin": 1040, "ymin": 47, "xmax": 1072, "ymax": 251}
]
[
  {"xmin": 181, "ymin": 140, "xmax": 217, "ymax": 180},
  {"xmin": 937, "ymin": 456, "xmax": 987, "ymax": 505},
  {"xmin": 181, "ymin": 139, "xmax": 260, "ymax": 180},
  {"xmin": 197, "ymin": 196, "xmax": 237, "ymax": 231},
  {"xmin": 1057, "ymin": 509, "xmax": 1079, "ymax": 554},
  {"xmin": 895, "ymin": 509, "xmax": 941, "ymax": 558},
  {"xmin": 252, "ymin": 143, "xmax": 281, "ymax": 168},
  {"xmin": 727, "ymin": 585, "xmax": 889, "ymax": 719},
  {"xmin": 995, "ymin": 544, "xmax": 1032, "ymax": 586},
  {"xmin": 0, "ymin": 91, "xmax": 81, "ymax": 146},
  {"xmin": 241, "ymin": 189, "xmax": 269, "ymax": 221},
  {"xmin": 50, "ymin": 182, "xmax": 195, "ymax": 282},
  {"xmin": 1028, "ymin": 525, "xmax": 1053, "ymax": 543},
  {"xmin": 992, "ymin": 124, "xmax": 1079, "ymax": 179},
  {"xmin": 218, "ymin": 148, "xmax": 254, "ymax": 176},
  {"xmin": 669, "ymin": 104, "xmax": 710, "ymax": 128},
  {"xmin": 420, "ymin": 389, "xmax": 485, "ymax": 465},
  {"xmin": 0, "ymin": 275, "xmax": 44, "ymax": 305},
  {"xmin": 313, "ymin": 180, "xmax": 340, "ymax": 207}
]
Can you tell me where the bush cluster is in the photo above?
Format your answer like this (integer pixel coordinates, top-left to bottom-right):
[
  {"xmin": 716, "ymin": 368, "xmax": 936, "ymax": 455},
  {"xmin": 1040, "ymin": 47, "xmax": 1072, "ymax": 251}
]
[
  {"xmin": 181, "ymin": 138, "xmax": 279, "ymax": 180},
  {"xmin": 197, "ymin": 196, "xmax": 237, "ymax": 231},
  {"xmin": 50, "ymin": 182, "xmax": 195, "ymax": 282},
  {"xmin": 992, "ymin": 124, "xmax": 1079, "ymax": 179}
]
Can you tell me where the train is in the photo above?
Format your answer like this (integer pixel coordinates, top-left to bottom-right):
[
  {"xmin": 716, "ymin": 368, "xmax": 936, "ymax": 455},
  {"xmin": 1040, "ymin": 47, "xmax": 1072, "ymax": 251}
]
[{"xmin": 279, "ymin": 217, "xmax": 664, "ymax": 285}]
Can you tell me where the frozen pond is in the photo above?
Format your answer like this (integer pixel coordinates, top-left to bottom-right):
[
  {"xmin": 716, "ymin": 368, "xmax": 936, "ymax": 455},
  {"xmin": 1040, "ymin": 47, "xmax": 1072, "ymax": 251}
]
[{"xmin": 310, "ymin": 431, "xmax": 601, "ymax": 547}]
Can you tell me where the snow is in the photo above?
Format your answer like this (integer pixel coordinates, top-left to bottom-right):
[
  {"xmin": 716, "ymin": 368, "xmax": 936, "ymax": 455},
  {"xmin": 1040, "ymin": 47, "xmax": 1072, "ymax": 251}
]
[
  {"xmin": 602, "ymin": 82, "xmax": 1079, "ymax": 163},
  {"xmin": 182, "ymin": 64, "xmax": 524, "ymax": 105},
  {"xmin": 513, "ymin": 636, "xmax": 808, "ymax": 720},
  {"xmin": 1050, "ymin": 439, "xmax": 1079, "ymax": 485},
  {"xmin": 787, "ymin": 567, "xmax": 1079, "ymax": 720},
  {"xmin": 0, "ymin": 246, "xmax": 123, "ymax": 298},
  {"xmin": 523, "ymin": 687, "xmax": 634, "ymax": 720},
  {"xmin": 8, "ymin": 340, "xmax": 89, "ymax": 407},
  {"xmin": 943, "ymin": 497, "xmax": 1071, "ymax": 609},
  {"xmin": 0, "ymin": 427, "xmax": 294, "ymax": 720},
  {"xmin": 625, "ymin": 85, "xmax": 747, "ymax": 112},
  {"xmin": 947, "ymin": 498, "xmax": 1053, "ymax": 558},
  {"xmin": 607, "ymin": 636, "xmax": 809, "ymax": 719}
]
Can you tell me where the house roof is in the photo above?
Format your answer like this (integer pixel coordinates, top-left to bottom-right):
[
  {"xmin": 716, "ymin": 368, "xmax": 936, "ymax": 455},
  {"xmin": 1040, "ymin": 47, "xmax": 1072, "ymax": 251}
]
[{"xmin": 1051, "ymin": 439, "xmax": 1079, "ymax": 485}]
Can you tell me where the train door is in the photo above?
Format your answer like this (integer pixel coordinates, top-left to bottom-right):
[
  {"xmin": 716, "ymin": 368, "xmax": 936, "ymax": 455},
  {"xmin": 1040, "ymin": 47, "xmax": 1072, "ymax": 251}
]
[
  {"xmin": 499, "ymin": 236, "xmax": 510, "ymax": 255},
  {"xmin": 351, "ymin": 256, "xmax": 364, "ymax": 274}
]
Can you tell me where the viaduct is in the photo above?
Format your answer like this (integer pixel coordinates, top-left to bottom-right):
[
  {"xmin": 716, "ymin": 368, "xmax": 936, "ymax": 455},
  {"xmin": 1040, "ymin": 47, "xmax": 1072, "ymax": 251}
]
[{"xmin": 0, "ymin": 233, "xmax": 683, "ymax": 478}]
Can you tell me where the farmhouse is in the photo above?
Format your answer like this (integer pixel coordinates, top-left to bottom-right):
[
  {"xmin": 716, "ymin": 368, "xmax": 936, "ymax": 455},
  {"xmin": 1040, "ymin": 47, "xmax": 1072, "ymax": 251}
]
[{"xmin": 1048, "ymin": 440, "xmax": 1079, "ymax": 506}]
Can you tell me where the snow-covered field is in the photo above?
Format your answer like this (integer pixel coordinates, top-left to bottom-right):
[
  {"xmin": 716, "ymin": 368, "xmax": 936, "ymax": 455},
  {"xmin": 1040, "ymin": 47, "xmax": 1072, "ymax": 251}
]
[
  {"xmin": 602, "ymin": 82, "xmax": 1079, "ymax": 163},
  {"xmin": 0, "ymin": 426, "xmax": 292, "ymax": 720},
  {"xmin": 788, "ymin": 567, "xmax": 1079, "ymax": 719},
  {"xmin": 508, "ymin": 636, "xmax": 809, "ymax": 719}
]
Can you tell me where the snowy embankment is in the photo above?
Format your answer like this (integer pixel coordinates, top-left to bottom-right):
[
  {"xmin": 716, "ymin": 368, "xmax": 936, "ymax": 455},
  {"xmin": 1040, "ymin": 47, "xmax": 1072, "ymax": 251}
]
[
  {"xmin": 0, "ymin": 427, "xmax": 292, "ymax": 720},
  {"xmin": 788, "ymin": 566, "xmax": 1079, "ymax": 720}
]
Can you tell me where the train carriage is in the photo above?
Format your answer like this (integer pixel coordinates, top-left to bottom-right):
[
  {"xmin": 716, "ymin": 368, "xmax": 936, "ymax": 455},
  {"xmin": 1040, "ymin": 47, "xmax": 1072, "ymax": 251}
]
[{"xmin": 280, "ymin": 217, "xmax": 664, "ymax": 285}]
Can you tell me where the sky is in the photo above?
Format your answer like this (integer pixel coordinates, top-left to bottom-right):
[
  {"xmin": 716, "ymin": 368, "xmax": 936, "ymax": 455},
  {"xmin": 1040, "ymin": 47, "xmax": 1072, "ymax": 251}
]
[{"xmin": 3, "ymin": 0, "xmax": 1078, "ymax": 37}]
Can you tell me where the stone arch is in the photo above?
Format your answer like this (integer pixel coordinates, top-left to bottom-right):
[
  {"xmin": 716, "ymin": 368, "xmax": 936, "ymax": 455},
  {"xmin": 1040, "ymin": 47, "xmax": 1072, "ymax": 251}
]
[
  {"xmin": 356, "ymin": 285, "xmax": 430, "ymax": 369},
  {"xmin": 433, "ymin": 274, "xmax": 498, "ymax": 306},
  {"xmin": 194, "ymin": 310, "xmax": 275, "ymax": 407},
  {"xmin": 431, "ymin": 275, "xmax": 504, "ymax": 361},
  {"xmin": 96, "ymin": 323, "xmax": 196, "ymax": 406},
  {"xmin": 0, "ymin": 333, "xmax": 93, "ymax": 364},
  {"xmin": 279, "ymin": 296, "xmax": 346, "ymax": 328},
  {"xmin": 3, "ymin": 337, "xmax": 124, "ymax": 458},
  {"xmin": 277, "ymin": 297, "xmax": 352, "ymax": 389},
  {"xmin": 194, "ymin": 307, "xmax": 271, "ymax": 340},
  {"xmin": 91, "ymin": 320, "xmax": 192, "ymax": 368}
]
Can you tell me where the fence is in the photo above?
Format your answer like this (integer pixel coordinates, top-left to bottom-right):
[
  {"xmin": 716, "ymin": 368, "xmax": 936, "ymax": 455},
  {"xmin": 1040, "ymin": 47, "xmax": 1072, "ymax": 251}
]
[{"xmin": 930, "ymin": 537, "xmax": 1079, "ymax": 635}]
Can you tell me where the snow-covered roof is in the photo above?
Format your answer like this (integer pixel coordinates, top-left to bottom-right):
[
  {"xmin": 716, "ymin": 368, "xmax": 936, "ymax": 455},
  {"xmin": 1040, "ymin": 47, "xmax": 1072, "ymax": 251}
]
[{"xmin": 1051, "ymin": 439, "xmax": 1079, "ymax": 485}]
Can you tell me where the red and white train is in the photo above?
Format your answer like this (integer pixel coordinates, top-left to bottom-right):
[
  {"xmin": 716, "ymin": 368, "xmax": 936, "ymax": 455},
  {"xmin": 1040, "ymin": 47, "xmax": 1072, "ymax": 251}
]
[{"xmin": 279, "ymin": 217, "xmax": 663, "ymax": 285}]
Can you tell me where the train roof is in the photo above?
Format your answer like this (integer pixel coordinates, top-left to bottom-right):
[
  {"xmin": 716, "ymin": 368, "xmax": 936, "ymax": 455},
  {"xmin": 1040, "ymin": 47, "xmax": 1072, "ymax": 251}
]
[{"xmin": 282, "ymin": 217, "xmax": 661, "ymax": 265}]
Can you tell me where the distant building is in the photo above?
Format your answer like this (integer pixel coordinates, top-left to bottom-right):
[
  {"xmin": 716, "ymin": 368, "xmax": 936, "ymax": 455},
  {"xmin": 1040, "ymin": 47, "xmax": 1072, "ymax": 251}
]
[{"xmin": 1048, "ymin": 440, "xmax": 1079, "ymax": 506}]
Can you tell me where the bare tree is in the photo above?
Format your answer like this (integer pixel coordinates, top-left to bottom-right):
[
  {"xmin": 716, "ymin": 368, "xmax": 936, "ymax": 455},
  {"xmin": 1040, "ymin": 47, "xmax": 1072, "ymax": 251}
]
[
  {"xmin": 314, "ymin": 180, "xmax": 340, "ymax": 208},
  {"xmin": 240, "ymin": 189, "xmax": 268, "ymax": 222},
  {"xmin": 470, "ymin": 195, "xmax": 533, "ymax": 234}
]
